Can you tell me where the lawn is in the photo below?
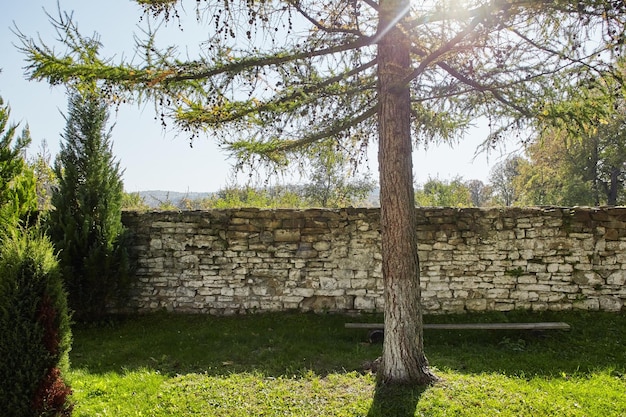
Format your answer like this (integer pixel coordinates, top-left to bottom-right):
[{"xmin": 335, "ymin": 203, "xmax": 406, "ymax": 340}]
[{"xmin": 67, "ymin": 310, "xmax": 626, "ymax": 416}]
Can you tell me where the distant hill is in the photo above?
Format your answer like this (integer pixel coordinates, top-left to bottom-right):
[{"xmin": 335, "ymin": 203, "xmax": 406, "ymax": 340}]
[
  {"xmin": 136, "ymin": 190, "xmax": 214, "ymax": 208},
  {"xmin": 135, "ymin": 188, "xmax": 380, "ymax": 209}
]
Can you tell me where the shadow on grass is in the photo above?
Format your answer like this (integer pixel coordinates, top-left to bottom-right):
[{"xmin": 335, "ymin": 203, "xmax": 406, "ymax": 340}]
[
  {"xmin": 70, "ymin": 310, "xmax": 626, "ymax": 380},
  {"xmin": 71, "ymin": 312, "xmax": 380, "ymax": 377},
  {"xmin": 366, "ymin": 381, "xmax": 429, "ymax": 417}
]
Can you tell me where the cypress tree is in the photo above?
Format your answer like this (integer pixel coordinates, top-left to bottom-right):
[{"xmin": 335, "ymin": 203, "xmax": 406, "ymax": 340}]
[
  {"xmin": 48, "ymin": 90, "xmax": 130, "ymax": 320},
  {"xmin": 0, "ymin": 96, "xmax": 38, "ymax": 232}
]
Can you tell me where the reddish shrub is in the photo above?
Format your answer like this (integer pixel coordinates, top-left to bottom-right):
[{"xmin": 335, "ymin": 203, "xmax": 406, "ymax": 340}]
[
  {"xmin": 36, "ymin": 294, "xmax": 60, "ymax": 355},
  {"xmin": 32, "ymin": 367, "xmax": 73, "ymax": 417}
]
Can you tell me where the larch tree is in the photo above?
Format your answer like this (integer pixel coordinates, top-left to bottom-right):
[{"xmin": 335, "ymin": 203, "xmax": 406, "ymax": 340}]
[{"xmin": 18, "ymin": 0, "xmax": 626, "ymax": 385}]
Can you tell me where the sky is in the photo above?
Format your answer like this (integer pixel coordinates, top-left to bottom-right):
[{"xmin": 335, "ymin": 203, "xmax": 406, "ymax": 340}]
[{"xmin": 0, "ymin": 0, "xmax": 518, "ymax": 193}]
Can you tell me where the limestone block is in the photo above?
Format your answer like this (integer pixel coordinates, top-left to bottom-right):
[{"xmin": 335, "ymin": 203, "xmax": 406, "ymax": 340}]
[
  {"xmin": 518, "ymin": 284, "xmax": 551, "ymax": 292},
  {"xmin": 487, "ymin": 288, "xmax": 510, "ymax": 299},
  {"xmin": 252, "ymin": 286, "xmax": 269, "ymax": 296},
  {"xmin": 607, "ymin": 270, "xmax": 626, "ymax": 286},
  {"xmin": 291, "ymin": 288, "xmax": 315, "ymax": 297},
  {"xmin": 550, "ymin": 284, "xmax": 579, "ymax": 294},
  {"xmin": 573, "ymin": 298, "xmax": 600, "ymax": 310},
  {"xmin": 465, "ymin": 298, "xmax": 487, "ymax": 311},
  {"xmin": 354, "ymin": 296, "xmax": 376, "ymax": 310},
  {"xmin": 274, "ymin": 229, "xmax": 301, "ymax": 242},
  {"xmin": 572, "ymin": 270, "xmax": 603, "ymax": 286},
  {"xmin": 316, "ymin": 289, "xmax": 346, "ymax": 297},
  {"xmin": 313, "ymin": 241, "xmax": 331, "ymax": 251},
  {"xmin": 300, "ymin": 296, "xmax": 337, "ymax": 311},
  {"xmin": 494, "ymin": 302, "xmax": 515, "ymax": 311},
  {"xmin": 510, "ymin": 290, "xmax": 538, "ymax": 302},
  {"xmin": 527, "ymin": 262, "xmax": 546, "ymax": 273},
  {"xmin": 421, "ymin": 298, "xmax": 441, "ymax": 312},
  {"xmin": 427, "ymin": 282, "xmax": 451, "ymax": 291},
  {"xmin": 351, "ymin": 278, "xmax": 374, "ymax": 290},
  {"xmin": 283, "ymin": 296, "xmax": 305, "ymax": 304},
  {"xmin": 234, "ymin": 287, "xmax": 251, "ymax": 297},
  {"xmin": 600, "ymin": 297, "xmax": 624, "ymax": 311},
  {"xmin": 220, "ymin": 287, "xmax": 235, "ymax": 296},
  {"xmin": 319, "ymin": 277, "xmax": 338, "ymax": 290}
]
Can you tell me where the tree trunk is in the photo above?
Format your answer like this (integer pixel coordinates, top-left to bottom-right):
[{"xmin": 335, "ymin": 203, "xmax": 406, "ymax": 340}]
[
  {"xmin": 376, "ymin": 0, "xmax": 437, "ymax": 385},
  {"xmin": 608, "ymin": 167, "xmax": 619, "ymax": 206}
]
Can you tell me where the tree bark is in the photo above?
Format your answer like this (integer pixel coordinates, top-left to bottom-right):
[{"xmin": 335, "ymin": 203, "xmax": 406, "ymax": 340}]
[
  {"xmin": 608, "ymin": 167, "xmax": 619, "ymax": 206},
  {"xmin": 376, "ymin": 0, "xmax": 437, "ymax": 385}
]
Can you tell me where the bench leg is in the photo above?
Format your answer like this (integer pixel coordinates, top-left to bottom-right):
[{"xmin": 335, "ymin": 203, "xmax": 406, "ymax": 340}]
[{"xmin": 368, "ymin": 329, "xmax": 384, "ymax": 344}]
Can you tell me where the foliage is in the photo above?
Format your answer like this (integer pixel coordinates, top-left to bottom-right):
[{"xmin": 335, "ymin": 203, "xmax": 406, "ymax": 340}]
[
  {"xmin": 489, "ymin": 155, "xmax": 523, "ymax": 206},
  {"xmin": 301, "ymin": 140, "xmax": 376, "ymax": 208},
  {"xmin": 198, "ymin": 185, "xmax": 307, "ymax": 209},
  {"xmin": 415, "ymin": 176, "xmax": 474, "ymax": 207},
  {"xmin": 29, "ymin": 140, "xmax": 58, "ymax": 212},
  {"xmin": 47, "ymin": 90, "xmax": 131, "ymax": 321},
  {"xmin": 65, "ymin": 311, "xmax": 626, "ymax": 416},
  {"xmin": 465, "ymin": 179, "xmax": 493, "ymax": 207},
  {"xmin": 18, "ymin": 2, "xmax": 626, "ymax": 160},
  {"xmin": 0, "ymin": 96, "xmax": 38, "ymax": 232},
  {"xmin": 515, "ymin": 90, "xmax": 626, "ymax": 206},
  {"xmin": 0, "ymin": 228, "xmax": 72, "ymax": 417},
  {"xmin": 514, "ymin": 130, "xmax": 594, "ymax": 206},
  {"xmin": 121, "ymin": 192, "xmax": 151, "ymax": 211}
]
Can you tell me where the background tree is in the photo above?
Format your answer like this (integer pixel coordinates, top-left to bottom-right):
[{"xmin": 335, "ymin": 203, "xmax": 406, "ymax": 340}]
[
  {"xmin": 466, "ymin": 179, "xmax": 493, "ymax": 207},
  {"xmin": 489, "ymin": 155, "xmax": 522, "ymax": 206},
  {"xmin": 200, "ymin": 184, "xmax": 305, "ymax": 209},
  {"xmin": 0, "ymin": 96, "xmax": 38, "ymax": 231},
  {"xmin": 29, "ymin": 140, "xmax": 58, "ymax": 212},
  {"xmin": 20, "ymin": 0, "xmax": 626, "ymax": 385},
  {"xmin": 415, "ymin": 176, "xmax": 473, "ymax": 207},
  {"xmin": 302, "ymin": 140, "xmax": 376, "ymax": 208},
  {"xmin": 514, "ymin": 129, "xmax": 595, "ymax": 206},
  {"xmin": 122, "ymin": 191, "xmax": 151, "ymax": 211},
  {"xmin": 47, "ymin": 89, "xmax": 130, "ymax": 320},
  {"xmin": 514, "ymin": 77, "xmax": 626, "ymax": 206},
  {"xmin": 593, "ymin": 121, "xmax": 626, "ymax": 206}
]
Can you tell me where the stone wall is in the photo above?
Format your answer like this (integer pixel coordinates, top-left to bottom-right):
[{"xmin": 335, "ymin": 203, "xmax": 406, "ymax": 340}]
[{"xmin": 120, "ymin": 207, "xmax": 626, "ymax": 315}]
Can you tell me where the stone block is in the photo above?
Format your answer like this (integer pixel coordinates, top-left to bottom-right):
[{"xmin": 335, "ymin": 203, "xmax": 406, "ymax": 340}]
[
  {"xmin": 291, "ymin": 288, "xmax": 315, "ymax": 297},
  {"xmin": 319, "ymin": 277, "xmax": 338, "ymax": 290},
  {"xmin": 465, "ymin": 298, "xmax": 487, "ymax": 311},
  {"xmin": 607, "ymin": 270, "xmax": 626, "ymax": 286},
  {"xmin": 599, "ymin": 296, "xmax": 623, "ymax": 312},
  {"xmin": 527, "ymin": 262, "xmax": 546, "ymax": 273},
  {"xmin": 573, "ymin": 298, "xmax": 600, "ymax": 310},
  {"xmin": 300, "ymin": 296, "xmax": 337, "ymax": 311},
  {"xmin": 353, "ymin": 296, "xmax": 375, "ymax": 310},
  {"xmin": 274, "ymin": 229, "xmax": 301, "ymax": 242}
]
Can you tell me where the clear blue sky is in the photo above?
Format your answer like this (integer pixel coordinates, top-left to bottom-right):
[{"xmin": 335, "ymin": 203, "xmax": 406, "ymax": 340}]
[{"xmin": 1, "ymin": 0, "xmax": 515, "ymax": 193}]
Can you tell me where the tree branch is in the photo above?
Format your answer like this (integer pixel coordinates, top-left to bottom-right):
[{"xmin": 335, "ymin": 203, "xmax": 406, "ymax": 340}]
[{"xmin": 230, "ymin": 103, "xmax": 378, "ymax": 158}]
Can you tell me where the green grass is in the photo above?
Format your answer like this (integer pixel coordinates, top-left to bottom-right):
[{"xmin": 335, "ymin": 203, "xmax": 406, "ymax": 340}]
[{"xmin": 67, "ymin": 311, "xmax": 626, "ymax": 416}]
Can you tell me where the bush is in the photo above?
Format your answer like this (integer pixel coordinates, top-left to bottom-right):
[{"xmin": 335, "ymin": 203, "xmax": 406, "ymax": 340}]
[{"xmin": 0, "ymin": 228, "xmax": 72, "ymax": 416}]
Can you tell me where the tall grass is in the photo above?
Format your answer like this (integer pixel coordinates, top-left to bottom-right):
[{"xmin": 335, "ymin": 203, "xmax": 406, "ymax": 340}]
[{"xmin": 68, "ymin": 311, "xmax": 626, "ymax": 416}]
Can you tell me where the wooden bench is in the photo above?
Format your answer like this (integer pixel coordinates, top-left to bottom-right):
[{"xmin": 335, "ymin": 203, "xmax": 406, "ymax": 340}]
[
  {"xmin": 345, "ymin": 322, "xmax": 571, "ymax": 331},
  {"xmin": 345, "ymin": 321, "xmax": 571, "ymax": 342}
]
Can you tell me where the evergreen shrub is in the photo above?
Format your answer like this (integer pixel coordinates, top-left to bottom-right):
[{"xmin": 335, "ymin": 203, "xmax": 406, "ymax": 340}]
[{"xmin": 0, "ymin": 229, "xmax": 72, "ymax": 416}]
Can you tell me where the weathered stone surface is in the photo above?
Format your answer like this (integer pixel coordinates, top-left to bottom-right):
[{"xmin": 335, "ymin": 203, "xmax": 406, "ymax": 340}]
[{"xmin": 118, "ymin": 207, "xmax": 626, "ymax": 315}]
